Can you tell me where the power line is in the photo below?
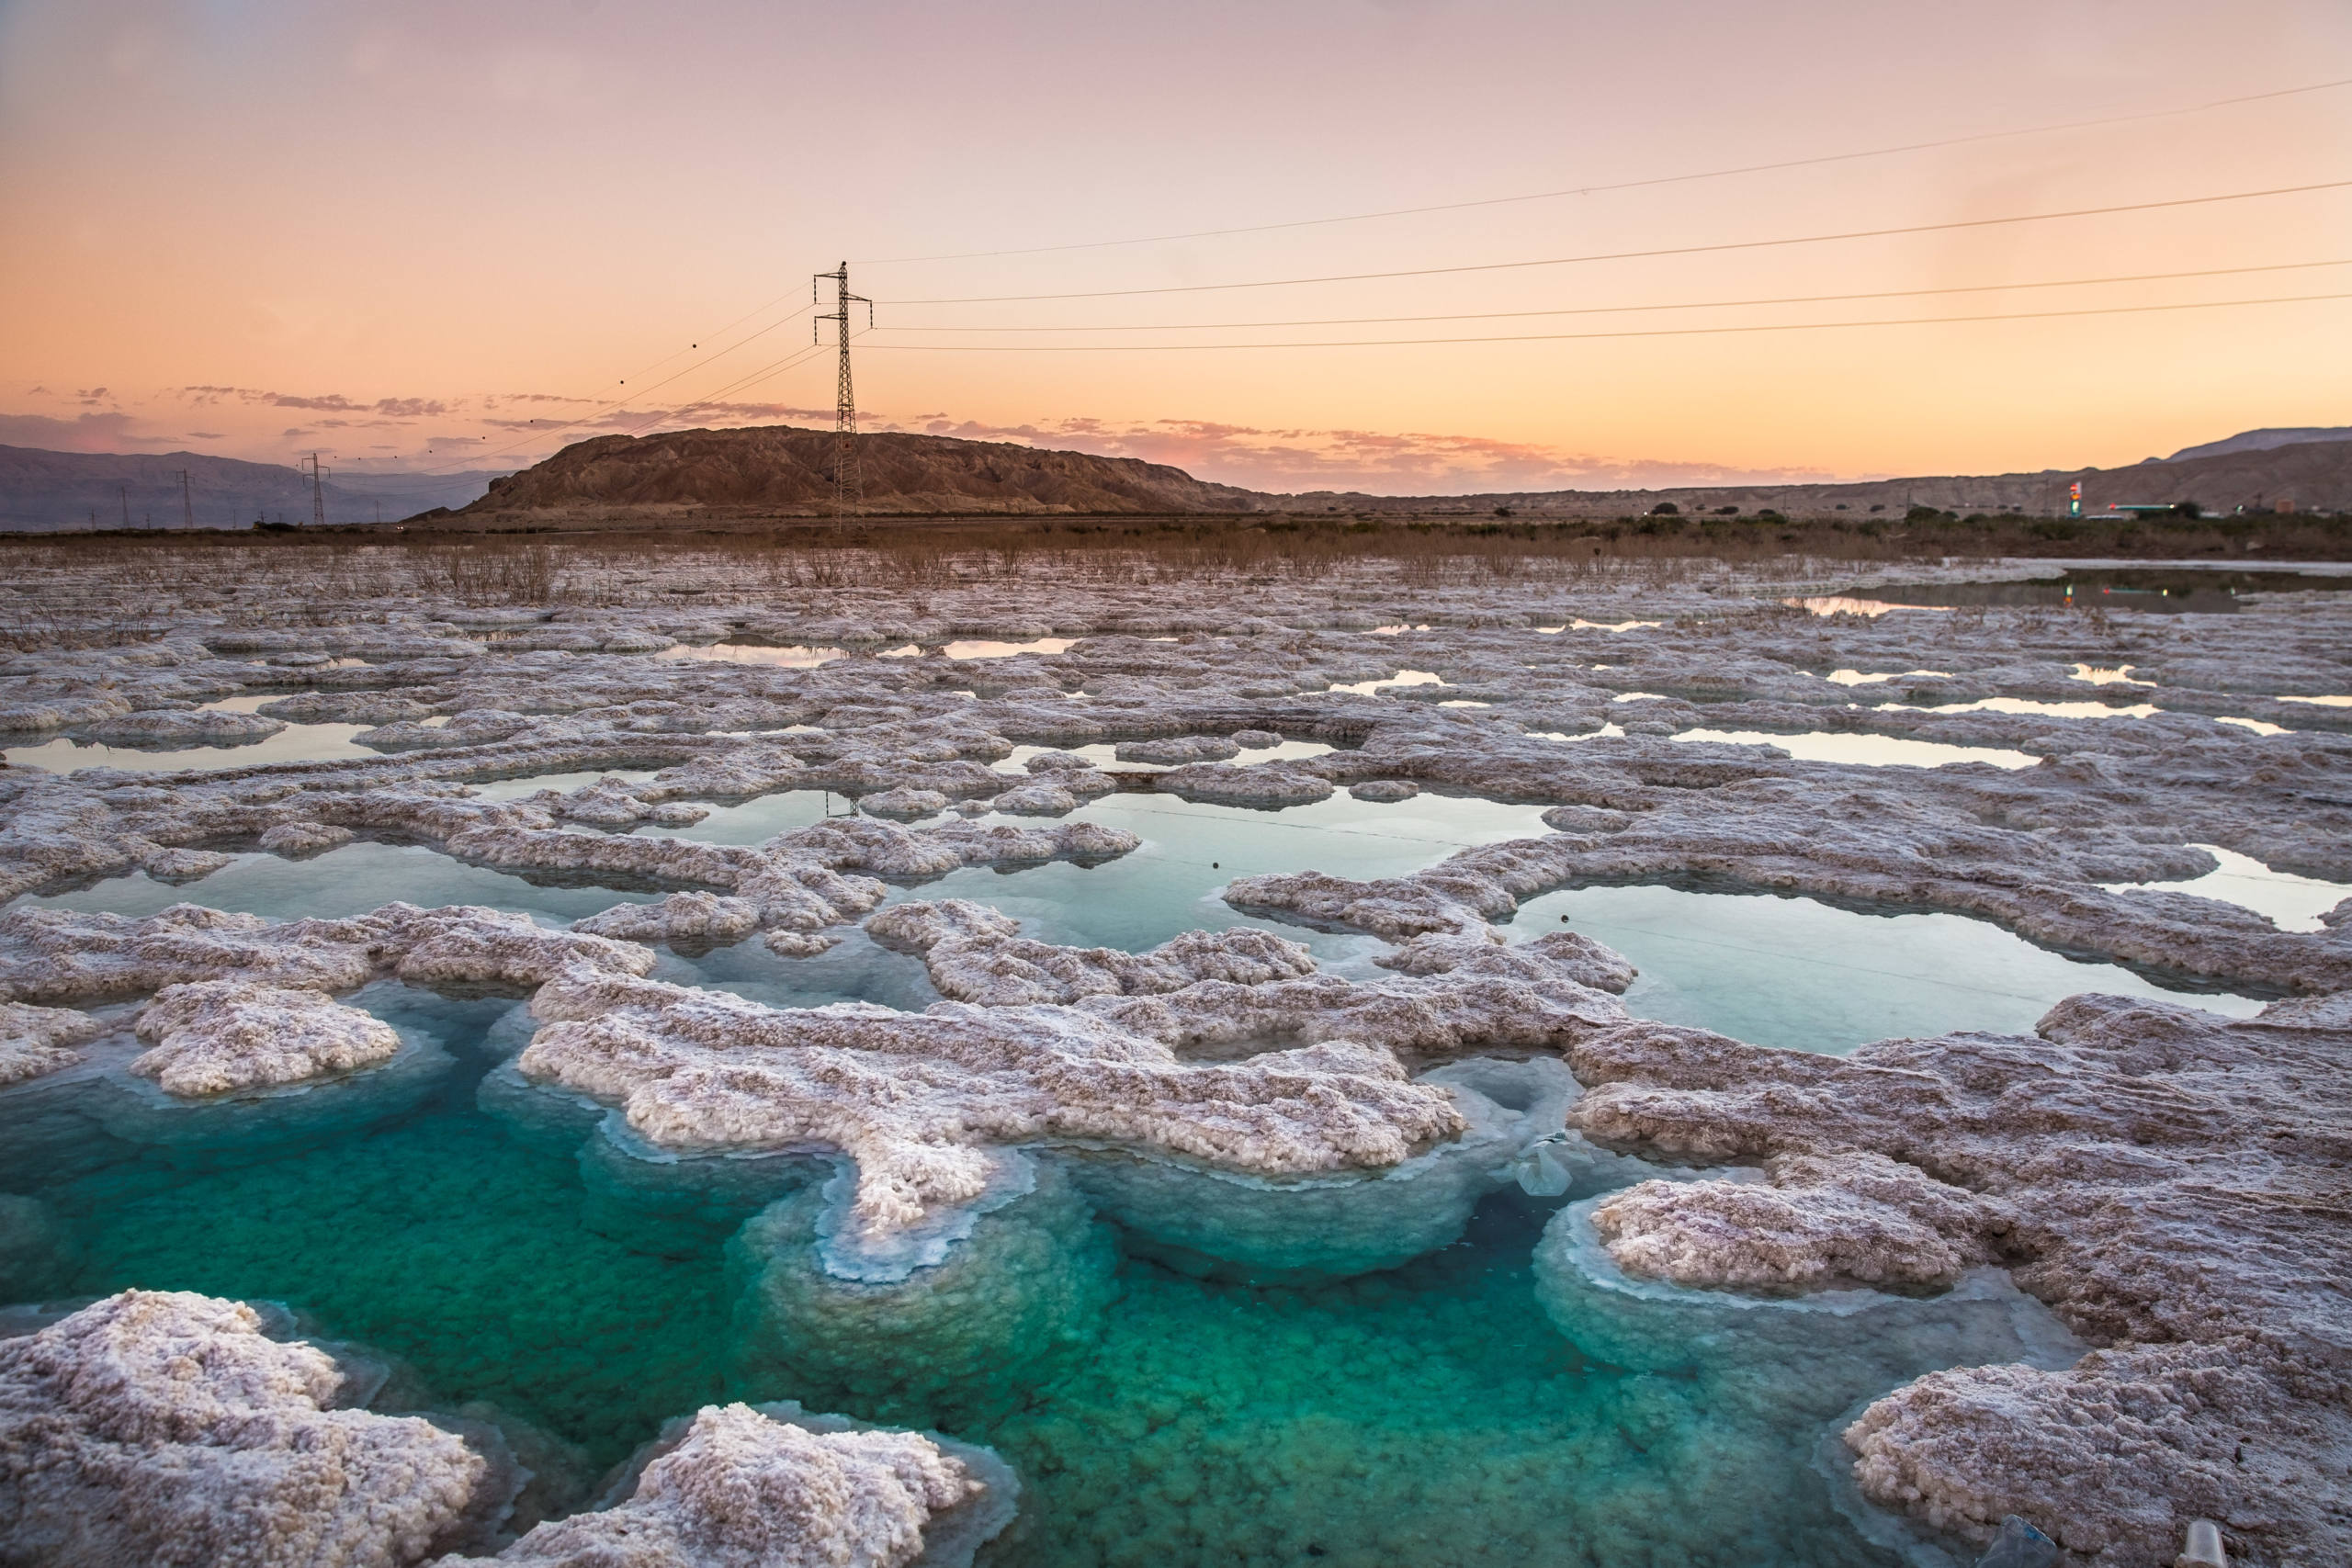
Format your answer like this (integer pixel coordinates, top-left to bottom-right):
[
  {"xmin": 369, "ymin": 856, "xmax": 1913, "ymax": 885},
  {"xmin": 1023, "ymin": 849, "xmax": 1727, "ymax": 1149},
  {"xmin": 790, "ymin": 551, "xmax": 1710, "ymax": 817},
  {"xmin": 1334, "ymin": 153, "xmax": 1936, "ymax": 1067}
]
[
  {"xmin": 862, "ymin": 288, "xmax": 2352, "ymax": 352},
  {"xmin": 860, "ymin": 76, "xmax": 2352, "ymax": 265},
  {"xmin": 876, "ymin": 257, "xmax": 2352, "ymax": 333},
  {"xmin": 879, "ymin": 178, "xmax": 2352, "ymax": 305}
]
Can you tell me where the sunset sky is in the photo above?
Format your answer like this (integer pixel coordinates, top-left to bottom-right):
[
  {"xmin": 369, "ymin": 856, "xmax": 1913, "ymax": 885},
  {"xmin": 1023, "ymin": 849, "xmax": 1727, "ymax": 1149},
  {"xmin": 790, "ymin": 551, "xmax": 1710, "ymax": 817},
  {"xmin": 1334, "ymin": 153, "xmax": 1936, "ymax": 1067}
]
[{"xmin": 3, "ymin": 0, "xmax": 2347, "ymax": 494}]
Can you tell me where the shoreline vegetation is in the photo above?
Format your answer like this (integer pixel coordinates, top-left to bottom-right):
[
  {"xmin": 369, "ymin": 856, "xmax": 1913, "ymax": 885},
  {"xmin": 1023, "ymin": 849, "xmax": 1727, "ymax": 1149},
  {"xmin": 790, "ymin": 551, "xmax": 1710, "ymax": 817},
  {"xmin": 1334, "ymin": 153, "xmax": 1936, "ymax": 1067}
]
[{"xmin": 5, "ymin": 507, "xmax": 2347, "ymax": 571}]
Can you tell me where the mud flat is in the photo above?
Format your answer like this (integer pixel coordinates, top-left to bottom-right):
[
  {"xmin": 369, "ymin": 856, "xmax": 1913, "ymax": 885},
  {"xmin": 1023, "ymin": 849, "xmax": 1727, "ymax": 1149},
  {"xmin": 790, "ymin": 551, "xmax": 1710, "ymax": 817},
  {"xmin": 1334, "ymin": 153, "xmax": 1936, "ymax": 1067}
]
[{"xmin": 0, "ymin": 541, "xmax": 2347, "ymax": 1566}]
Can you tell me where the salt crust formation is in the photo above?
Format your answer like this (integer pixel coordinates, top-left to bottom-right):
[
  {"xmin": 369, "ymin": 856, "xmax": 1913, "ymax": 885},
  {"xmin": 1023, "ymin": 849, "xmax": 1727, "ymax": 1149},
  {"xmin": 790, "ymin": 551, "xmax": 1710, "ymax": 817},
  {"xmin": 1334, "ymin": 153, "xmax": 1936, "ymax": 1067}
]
[
  {"xmin": 0, "ymin": 901, "xmax": 653, "ymax": 1012},
  {"xmin": 0, "ymin": 1001, "xmax": 103, "ymax": 1086},
  {"xmin": 130, "ymin": 980, "xmax": 404, "ymax": 1096},
  {"xmin": 865, "ymin": 898, "xmax": 1321, "ymax": 1006},
  {"xmin": 4, "ymin": 557, "xmax": 2350, "ymax": 1564},
  {"xmin": 0, "ymin": 1292, "xmax": 1009, "ymax": 1568},
  {"xmin": 1561, "ymin": 994, "xmax": 2352, "ymax": 1565},
  {"xmin": 514, "ymin": 964, "xmax": 1475, "ymax": 1239},
  {"xmin": 0, "ymin": 1291, "xmax": 502, "ymax": 1567},
  {"xmin": 474, "ymin": 1402, "xmax": 982, "ymax": 1568}
]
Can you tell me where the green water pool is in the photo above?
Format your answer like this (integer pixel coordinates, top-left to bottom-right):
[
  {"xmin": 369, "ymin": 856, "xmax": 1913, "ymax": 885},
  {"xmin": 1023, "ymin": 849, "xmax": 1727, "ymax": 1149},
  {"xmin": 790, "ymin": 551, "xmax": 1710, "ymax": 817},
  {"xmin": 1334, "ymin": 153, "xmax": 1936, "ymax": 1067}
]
[{"xmin": 15, "ymin": 987, "xmax": 1919, "ymax": 1566}]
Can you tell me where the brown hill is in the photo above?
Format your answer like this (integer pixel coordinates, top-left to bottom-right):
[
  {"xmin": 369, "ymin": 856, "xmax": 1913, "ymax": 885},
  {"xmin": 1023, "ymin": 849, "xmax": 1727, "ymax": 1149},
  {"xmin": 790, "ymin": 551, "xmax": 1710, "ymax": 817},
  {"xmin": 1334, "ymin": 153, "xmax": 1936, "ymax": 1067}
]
[{"xmin": 464, "ymin": 426, "xmax": 1261, "ymax": 518}]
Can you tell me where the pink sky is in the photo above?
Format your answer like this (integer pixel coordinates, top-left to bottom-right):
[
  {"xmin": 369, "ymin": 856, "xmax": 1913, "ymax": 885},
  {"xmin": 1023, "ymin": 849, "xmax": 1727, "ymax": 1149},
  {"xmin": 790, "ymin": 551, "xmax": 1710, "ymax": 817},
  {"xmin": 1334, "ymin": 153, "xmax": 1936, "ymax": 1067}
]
[{"xmin": 3, "ymin": 0, "xmax": 2347, "ymax": 493}]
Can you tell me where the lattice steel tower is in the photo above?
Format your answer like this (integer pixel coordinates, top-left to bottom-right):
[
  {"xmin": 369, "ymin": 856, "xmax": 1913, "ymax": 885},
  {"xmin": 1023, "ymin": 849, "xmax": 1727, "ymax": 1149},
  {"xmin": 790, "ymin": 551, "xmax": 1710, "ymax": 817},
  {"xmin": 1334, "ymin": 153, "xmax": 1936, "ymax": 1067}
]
[{"xmin": 814, "ymin": 262, "xmax": 873, "ymax": 519}]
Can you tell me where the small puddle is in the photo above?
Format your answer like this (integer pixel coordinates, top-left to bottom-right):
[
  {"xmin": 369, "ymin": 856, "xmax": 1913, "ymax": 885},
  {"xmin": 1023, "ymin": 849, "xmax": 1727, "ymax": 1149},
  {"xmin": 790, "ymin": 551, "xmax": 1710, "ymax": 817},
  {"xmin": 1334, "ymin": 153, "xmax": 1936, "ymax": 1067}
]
[
  {"xmin": 1672, "ymin": 728, "xmax": 2039, "ymax": 769},
  {"xmin": 942, "ymin": 637, "xmax": 1075, "ymax": 660},
  {"xmin": 1824, "ymin": 669, "xmax": 1950, "ymax": 686},
  {"xmin": 2103, "ymin": 844, "xmax": 2352, "ymax": 932},
  {"xmin": 3, "ymin": 723, "xmax": 385, "ymax": 773},
  {"xmin": 654, "ymin": 643, "xmax": 848, "ymax": 668},
  {"xmin": 1886, "ymin": 697, "xmax": 2161, "ymax": 719},
  {"xmin": 11, "ymin": 840, "xmax": 665, "ymax": 926},
  {"xmin": 1328, "ymin": 670, "xmax": 1445, "ymax": 696}
]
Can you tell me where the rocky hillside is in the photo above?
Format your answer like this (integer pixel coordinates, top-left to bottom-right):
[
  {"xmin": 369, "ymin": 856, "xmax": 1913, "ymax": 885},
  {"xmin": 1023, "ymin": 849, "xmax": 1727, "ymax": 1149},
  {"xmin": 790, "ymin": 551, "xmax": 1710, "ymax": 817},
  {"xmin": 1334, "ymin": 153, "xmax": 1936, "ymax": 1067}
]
[{"xmin": 464, "ymin": 425, "xmax": 1262, "ymax": 517}]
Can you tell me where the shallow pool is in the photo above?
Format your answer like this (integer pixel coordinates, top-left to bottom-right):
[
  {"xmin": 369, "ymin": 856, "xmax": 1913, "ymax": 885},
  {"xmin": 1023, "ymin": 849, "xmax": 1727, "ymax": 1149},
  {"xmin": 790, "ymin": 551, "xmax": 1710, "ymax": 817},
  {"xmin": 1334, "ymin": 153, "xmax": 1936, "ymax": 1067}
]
[
  {"xmin": 1512, "ymin": 882, "xmax": 2265, "ymax": 1052},
  {"xmin": 6, "ymin": 984, "xmax": 1999, "ymax": 1566}
]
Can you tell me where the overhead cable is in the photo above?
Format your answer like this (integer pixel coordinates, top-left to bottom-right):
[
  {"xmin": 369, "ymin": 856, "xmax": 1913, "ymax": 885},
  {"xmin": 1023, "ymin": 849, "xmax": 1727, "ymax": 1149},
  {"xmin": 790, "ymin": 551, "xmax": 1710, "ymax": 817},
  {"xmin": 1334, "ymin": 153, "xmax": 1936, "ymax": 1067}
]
[
  {"xmin": 861, "ymin": 77, "xmax": 2352, "ymax": 264},
  {"xmin": 879, "ymin": 179, "xmax": 2352, "ymax": 305}
]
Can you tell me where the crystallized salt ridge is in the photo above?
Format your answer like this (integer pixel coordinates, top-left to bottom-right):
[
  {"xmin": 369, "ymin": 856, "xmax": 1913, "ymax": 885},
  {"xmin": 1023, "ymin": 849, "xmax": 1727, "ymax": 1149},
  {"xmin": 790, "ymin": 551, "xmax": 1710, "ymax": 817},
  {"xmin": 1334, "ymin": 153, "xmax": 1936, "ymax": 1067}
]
[
  {"xmin": 0, "ymin": 900, "xmax": 654, "ymax": 1007},
  {"xmin": 866, "ymin": 897, "xmax": 1320, "ymax": 1006},
  {"xmin": 130, "ymin": 980, "xmax": 404, "ymax": 1097},
  {"xmin": 0, "ymin": 1291, "xmax": 502, "ymax": 1567},
  {"xmin": 0, "ymin": 999, "xmax": 104, "ymax": 1086},
  {"xmin": 475, "ymin": 1402, "xmax": 978, "ymax": 1568},
  {"xmin": 516, "ymin": 966, "xmax": 1470, "ymax": 1237}
]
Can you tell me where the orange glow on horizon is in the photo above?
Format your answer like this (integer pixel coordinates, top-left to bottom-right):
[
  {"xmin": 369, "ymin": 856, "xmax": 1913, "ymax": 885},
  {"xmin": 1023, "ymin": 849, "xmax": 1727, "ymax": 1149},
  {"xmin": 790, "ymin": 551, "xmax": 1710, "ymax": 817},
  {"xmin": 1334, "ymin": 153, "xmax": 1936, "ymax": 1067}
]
[{"xmin": 4, "ymin": 0, "xmax": 2348, "ymax": 493}]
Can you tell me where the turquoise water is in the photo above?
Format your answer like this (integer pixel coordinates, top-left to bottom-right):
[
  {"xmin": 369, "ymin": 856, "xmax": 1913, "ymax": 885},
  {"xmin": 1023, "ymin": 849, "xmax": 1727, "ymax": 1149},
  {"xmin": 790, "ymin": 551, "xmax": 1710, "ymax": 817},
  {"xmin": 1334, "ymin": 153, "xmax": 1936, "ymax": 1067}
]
[
  {"xmin": 11, "ymin": 787, "xmax": 2265, "ymax": 1047},
  {"xmin": 6, "ymin": 986, "xmax": 1912, "ymax": 1563},
  {"xmin": 1512, "ymin": 883, "xmax": 2267, "ymax": 1053},
  {"xmin": 1, "ymin": 800, "xmax": 2262, "ymax": 1561}
]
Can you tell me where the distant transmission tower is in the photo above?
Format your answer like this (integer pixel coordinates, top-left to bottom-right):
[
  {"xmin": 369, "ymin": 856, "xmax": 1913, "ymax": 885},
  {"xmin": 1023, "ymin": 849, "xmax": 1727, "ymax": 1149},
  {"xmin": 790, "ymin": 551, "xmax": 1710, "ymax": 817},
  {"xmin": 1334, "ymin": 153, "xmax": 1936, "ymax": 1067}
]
[
  {"xmin": 813, "ymin": 262, "xmax": 872, "ymax": 520},
  {"xmin": 299, "ymin": 451, "xmax": 329, "ymax": 527},
  {"xmin": 177, "ymin": 469, "xmax": 193, "ymax": 529}
]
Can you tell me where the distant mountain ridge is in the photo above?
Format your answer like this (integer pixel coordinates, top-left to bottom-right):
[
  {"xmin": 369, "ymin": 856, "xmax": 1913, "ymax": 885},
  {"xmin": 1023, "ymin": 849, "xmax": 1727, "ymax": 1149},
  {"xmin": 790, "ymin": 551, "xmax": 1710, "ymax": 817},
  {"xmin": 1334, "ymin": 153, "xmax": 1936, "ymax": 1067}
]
[
  {"xmin": 453, "ymin": 423, "xmax": 2352, "ymax": 521},
  {"xmin": 6, "ymin": 423, "xmax": 2348, "ymax": 530},
  {"xmin": 2163, "ymin": 426, "xmax": 2351, "ymax": 463},
  {"xmin": 0, "ymin": 446, "xmax": 507, "ymax": 532}
]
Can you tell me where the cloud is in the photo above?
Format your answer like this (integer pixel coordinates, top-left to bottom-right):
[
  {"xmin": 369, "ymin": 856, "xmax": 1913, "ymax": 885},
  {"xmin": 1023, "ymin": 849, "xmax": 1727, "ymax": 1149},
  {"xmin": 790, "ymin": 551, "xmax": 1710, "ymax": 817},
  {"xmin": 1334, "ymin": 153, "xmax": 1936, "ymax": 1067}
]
[
  {"xmin": 0, "ymin": 411, "xmax": 177, "ymax": 452},
  {"xmin": 187, "ymin": 431, "xmax": 227, "ymax": 440},
  {"xmin": 175, "ymin": 387, "xmax": 447, "ymax": 418},
  {"xmin": 896, "ymin": 412, "xmax": 1838, "ymax": 494}
]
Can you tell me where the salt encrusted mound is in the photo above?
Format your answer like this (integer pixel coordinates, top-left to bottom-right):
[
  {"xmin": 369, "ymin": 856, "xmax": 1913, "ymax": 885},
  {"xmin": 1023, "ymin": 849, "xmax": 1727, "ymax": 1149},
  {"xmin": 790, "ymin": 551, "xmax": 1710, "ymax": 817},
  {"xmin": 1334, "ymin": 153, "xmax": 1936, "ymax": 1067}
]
[
  {"xmin": 477, "ymin": 1402, "xmax": 977, "ymax": 1568},
  {"xmin": 1349, "ymin": 778, "xmax": 1419, "ymax": 802},
  {"xmin": 130, "ymin": 981, "xmax": 403, "ymax": 1097},
  {"xmin": 1375, "ymin": 929, "xmax": 1637, "ymax": 995},
  {"xmin": 0, "ymin": 901, "xmax": 653, "ymax": 1005},
  {"xmin": 866, "ymin": 898, "xmax": 1319, "ymax": 1006},
  {"xmin": 1021, "ymin": 750, "xmax": 1097, "ymax": 773},
  {"xmin": 515, "ymin": 967, "xmax": 1465, "ymax": 1238},
  {"xmin": 257, "ymin": 821, "xmax": 356, "ymax": 857},
  {"xmin": 141, "ymin": 846, "xmax": 237, "ymax": 882},
  {"xmin": 1842, "ymin": 1340, "xmax": 2339, "ymax": 1568},
  {"xmin": 1156, "ymin": 760, "xmax": 1335, "ymax": 806},
  {"xmin": 987, "ymin": 779, "xmax": 1079, "ymax": 816},
  {"xmin": 0, "ymin": 1001, "xmax": 104, "ymax": 1086},
  {"xmin": 765, "ymin": 931, "xmax": 844, "ymax": 958},
  {"xmin": 545, "ymin": 776, "xmax": 708, "ymax": 828},
  {"xmin": 860, "ymin": 787, "xmax": 949, "ymax": 820},
  {"xmin": 1591, "ymin": 1151, "xmax": 2007, "ymax": 1294},
  {"xmin": 69, "ymin": 708, "xmax": 286, "ymax": 747},
  {"xmin": 1230, "ymin": 728, "xmax": 1283, "ymax": 748},
  {"xmin": 0, "ymin": 1290, "xmax": 503, "ymax": 1567},
  {"xmin": 1114, "ymin": 735, "xmax": 1239, "ymax": 764},
  {"xmin": 574, "ymin": 892, "xmax": 763, "ymax": 948},
  {"xmin": 1564, "ymin": 995, "xmax": 2352, "ymax": 1565}
]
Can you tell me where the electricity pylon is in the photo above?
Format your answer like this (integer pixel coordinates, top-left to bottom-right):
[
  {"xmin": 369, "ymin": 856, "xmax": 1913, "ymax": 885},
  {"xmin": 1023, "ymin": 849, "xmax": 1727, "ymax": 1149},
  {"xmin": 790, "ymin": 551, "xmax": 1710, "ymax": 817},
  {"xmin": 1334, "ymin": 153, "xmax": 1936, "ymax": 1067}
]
[
  {"xmin": 299, "ymin": 452, "xmax": 330, "ymax": 527},
  {"xmin": 814, "ymin": 262, "xmax": 872, "ymax": 520}
]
